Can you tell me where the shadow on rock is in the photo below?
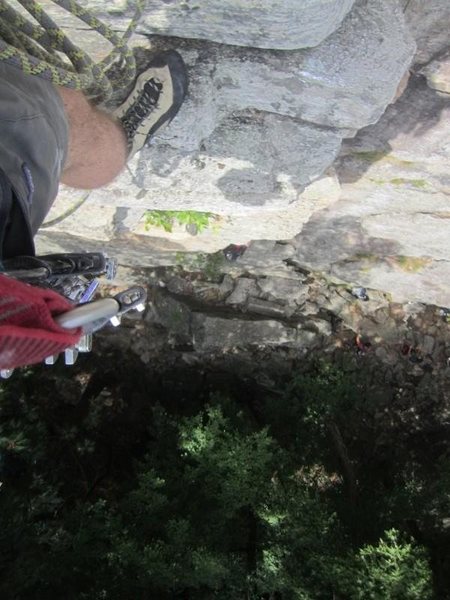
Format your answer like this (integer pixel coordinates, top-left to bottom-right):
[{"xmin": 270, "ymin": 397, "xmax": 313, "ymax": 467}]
[{"xmin": 336, "ymin": 75, "xmax": 450, "ymax": 185}]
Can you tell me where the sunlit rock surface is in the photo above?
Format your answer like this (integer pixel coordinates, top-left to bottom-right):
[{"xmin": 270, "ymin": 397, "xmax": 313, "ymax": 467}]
[{"xmin": 37, "ymin": 0, "xmax": 450, "ymax": 307}]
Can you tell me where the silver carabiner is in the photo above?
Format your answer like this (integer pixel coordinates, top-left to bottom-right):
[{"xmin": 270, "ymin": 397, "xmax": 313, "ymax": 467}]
[{"xmin": 55, "ymin": 297, "xmax": 121, "ymax": 330}]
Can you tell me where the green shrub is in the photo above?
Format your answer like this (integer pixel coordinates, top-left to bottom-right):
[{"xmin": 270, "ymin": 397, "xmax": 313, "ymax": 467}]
[{"xmin": 339, "ymin": 529, "xmax": 433, "ymax": 600}]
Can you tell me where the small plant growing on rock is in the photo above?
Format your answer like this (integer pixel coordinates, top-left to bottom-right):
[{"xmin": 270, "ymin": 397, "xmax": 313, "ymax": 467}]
[{"xmin": 144, "ymin": 210, "xmax": 216, "ymax": 233}]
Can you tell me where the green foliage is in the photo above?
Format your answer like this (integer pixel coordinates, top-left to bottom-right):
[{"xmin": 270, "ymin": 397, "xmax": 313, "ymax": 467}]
[
  {"xmin": 389, "ymin": 178, "xmax": 428, "ymax": 189},
  {"xmin": 263, "ymin": 361, "xmax": 361, "ymax": 465},
  {"xmin": 0, "ymin": 359, "xmax": 438, "ymax": 599},
  {"xmin": 144, "ymin": 210, "xmax": 215, "ymax": 233},
  {"xmin": 339, "ymin": 529, "xmax": 432, "ymax": 600}
]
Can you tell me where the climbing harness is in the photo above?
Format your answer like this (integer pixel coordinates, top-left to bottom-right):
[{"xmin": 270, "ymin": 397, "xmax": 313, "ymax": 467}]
[
  {"xmin": 0, "ymin": 251, "xmax": 147, "ymax": 377},
  {"xmin": 0, "ymin": 0, "xmax": 147, "ymax": 103}
]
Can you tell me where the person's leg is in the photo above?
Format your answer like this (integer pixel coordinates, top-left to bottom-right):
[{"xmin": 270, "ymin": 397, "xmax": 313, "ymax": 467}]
[
  {"xmin": 58, "ymin": 50, "xmax": 188, "ymax": 190},
  {"xmin": 57, "ymin": 87, "xmax": 128, "ymax": 190}
]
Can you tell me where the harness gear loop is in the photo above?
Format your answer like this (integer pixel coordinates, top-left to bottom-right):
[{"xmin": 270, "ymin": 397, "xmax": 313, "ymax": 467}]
[{"xmin": 0, "ymin": 0, "xmax": 146, "ymax": 103}]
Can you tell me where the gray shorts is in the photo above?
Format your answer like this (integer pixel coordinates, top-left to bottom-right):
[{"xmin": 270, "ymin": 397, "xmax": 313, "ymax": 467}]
[{"xmin": 0, "ymin": 61, "xmax": 69, "ymax": 247}]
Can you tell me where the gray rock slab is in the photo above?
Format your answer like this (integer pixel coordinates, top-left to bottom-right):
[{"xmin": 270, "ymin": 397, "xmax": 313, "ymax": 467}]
[
  {"xmin": 95, "ymin": 0, "xmax": 412, "ymax": 216},
  {"xmin": 341, "ymin": 75, "xmax": 450, "ymax": 160},
  {"xmin": 40, "ymin": 0, "xmax": 413, "ymax": 132},
  {"xmin": 133, "ymin": 0, "xmax": 356, "ymax": 50},
  {"xmin": 292, "ymin": 76, "xmax": 450, "ymax": 307},
  {"xmin": 225, "ymin": 278, "xmax": 260, "ymax": 305},
  {"xmin": 63, "ymin": 0, "xmax": 355, "ymax": 51},
  {"xmin": 42, "ymin": 0, "xmax": 414, "ymax": 220},
  {"xmin": 303, "ymin": 319, "xmax": 333, "ymax": 337},
  {"xmin": 257, "ymin": 276, "xmax": 309, "ymax": 305},
  {"xmin": 41, "ymin": 188, "xmax": 146, "ymax": 241},
  {"xmin": 43, "ymin": 168, "xmax": 341, "ymax": 255},
  {"xmin": 258, "ymin": 0, "xmax": 414, "ymax": 130},
  {"xmin": 148, "ymin": 0, "xmax": 414, "ymax": 144},
  {"xmin": 191, "ymin": 315, "xmax": 298, "ymax": 349},
  {"xmin": 133, "ymin": 171, "xmax": 341, "ymax": 252},
  {"xmin": 245, "ymin": 298, "xmax": 293, "ymax": 319},
  {"xmin": 404, "ymin": 0, "xmax": 450, "ymax": 65},
  {"xmin": 238, "ymin": 241, "xmax": 295, "ymax": 269},
  {"xmin": 421, "ymin": 49, "xmax": 450, "ymax": 95},
  {"xmin": 35, "ymin": 231, "xmax": 189, "ymax": 269},
  {"xmin": 82, "ymin": 115, "xmax": 342, "ymax": 215},
  {"xmin": 124, "ymin": 113, "xmax": 344, "ymax": 212}
]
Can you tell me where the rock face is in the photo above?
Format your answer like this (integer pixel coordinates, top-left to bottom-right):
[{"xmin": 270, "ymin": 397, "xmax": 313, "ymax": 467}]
[
  {"xmin": 134, "ymin": 0, "xmax": 356, "ymax": 50},
  {"xmin": 44, "ymin": 0, "xmax": 415, "ymax": 215},
  {"xmin": 130, "ymin": 114, "xmax": 344, "ymax": 213},
  {"xmin": 35, "ymin": 0, "xmax": 450, "ymax": 307},
  {"xmin": 292, "ymin": 76, "xmax": 450, "ymax": 307},
  {"xmin": 131, "ymin": 0, "xmax": 414, "ymax": 209},
  {"xmin": 192, "ymin": 315, "xmax": 300, "ymax": 349},
  {"xmin": 421, "ymin": 49, "xmax": 450, "ymax": 95},
  {"xmin": 404, "ymin": 0, "xmax": 450, "ymax": 65},
  {"xmin": 113, "ymin": 254, "xmax": 450, "ymax": 381}
]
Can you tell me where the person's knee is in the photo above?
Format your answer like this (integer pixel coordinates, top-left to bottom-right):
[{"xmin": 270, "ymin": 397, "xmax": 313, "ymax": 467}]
[
  {"xmin": 57, "ymin": 86, "xmax": 128, "ymax": 189},
  {"xmin": 61, "ymin": 150, "xmax": 126, "ymax": 189}
]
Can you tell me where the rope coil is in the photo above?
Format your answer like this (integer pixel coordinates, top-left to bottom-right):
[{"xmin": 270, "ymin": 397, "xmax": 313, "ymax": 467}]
[{"xmin": 0, "ymin": 0, "xmax": 146, "ymax": 102}]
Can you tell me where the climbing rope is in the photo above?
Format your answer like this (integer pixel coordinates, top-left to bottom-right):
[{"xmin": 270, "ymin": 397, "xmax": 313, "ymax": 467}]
[{"xmin": 0, "ymin": 0, "xmax": 146, "ymax": 103}]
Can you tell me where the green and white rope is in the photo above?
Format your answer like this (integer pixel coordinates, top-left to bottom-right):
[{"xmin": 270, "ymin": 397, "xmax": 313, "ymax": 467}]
[{"xmin": 0, "ymin": 0, "xmax": 146, "ymax": 102}]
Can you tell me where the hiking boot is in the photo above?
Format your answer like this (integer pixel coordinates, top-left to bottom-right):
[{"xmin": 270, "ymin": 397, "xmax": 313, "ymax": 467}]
[{"xmin": 114, "ymin": 50, "xmax": 188, "ymax": 157}]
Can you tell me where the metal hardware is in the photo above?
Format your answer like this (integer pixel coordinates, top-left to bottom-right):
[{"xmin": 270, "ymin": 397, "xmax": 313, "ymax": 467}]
[
  {"xmin": 64, "ymin": 348, "xmax": 79, "ymax": 365},
  {"xmin": 76, "ymin": 333, "xmax": 93, "ymax": 353},
  {"xmin": 110, "ymin": 315, "xmax": 122, "ymax": 327},
  {"xmin": 113, "ymin": 286, "xmax": 147, "ymax": 314},
  {"xmin": 55, "ymin": 298, "xmax": 120, "ymax": 330},
  {"xmin": 44, "ymin": 355, "xmax": 58, "ymax": 365},
  {"xmin": 0, "ymin": 369, "xmax": 14, "ymax": 379}
]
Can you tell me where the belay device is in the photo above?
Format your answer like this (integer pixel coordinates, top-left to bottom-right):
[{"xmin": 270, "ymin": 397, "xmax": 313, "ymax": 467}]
[{"xmin": 0, "ymin": 252, "xmax": 147, "ymax": 378}]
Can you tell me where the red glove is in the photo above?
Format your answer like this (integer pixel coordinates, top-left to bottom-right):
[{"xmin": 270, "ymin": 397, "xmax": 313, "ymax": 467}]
[{"xmin": 0, "ymin": 274, "xmax": 82, "ymax": 369}]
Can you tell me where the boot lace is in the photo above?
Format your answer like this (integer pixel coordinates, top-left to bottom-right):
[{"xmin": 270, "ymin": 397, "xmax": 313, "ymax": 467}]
[{"xmin": 121, "ymin": 78, "xmax": 163, "ymax": 140}]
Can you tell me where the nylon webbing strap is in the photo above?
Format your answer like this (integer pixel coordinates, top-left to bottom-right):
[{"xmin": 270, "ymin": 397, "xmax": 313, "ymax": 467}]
[
  {"xmin": 0, "ymin": 167, "xmax": 35, "ymax": 261},
  {"xmin": 0, "ymin": 168, "xmax": 13, "ymax": 260}
]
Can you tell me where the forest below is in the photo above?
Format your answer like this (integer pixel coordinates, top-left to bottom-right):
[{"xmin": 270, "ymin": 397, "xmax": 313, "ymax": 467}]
[{"xmin": 0, "ymin": 342, "xmax": 449, "ymax": 600}]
